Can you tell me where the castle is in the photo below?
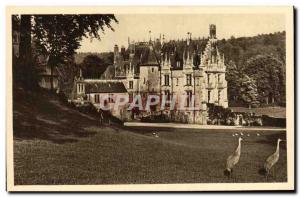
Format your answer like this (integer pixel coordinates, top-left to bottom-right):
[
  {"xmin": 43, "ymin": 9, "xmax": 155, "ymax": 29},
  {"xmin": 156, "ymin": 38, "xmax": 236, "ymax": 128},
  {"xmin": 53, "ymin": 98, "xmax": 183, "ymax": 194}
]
[{"xmin": 76, "ymin": 24, "xmax": 228, "ymax": 124}]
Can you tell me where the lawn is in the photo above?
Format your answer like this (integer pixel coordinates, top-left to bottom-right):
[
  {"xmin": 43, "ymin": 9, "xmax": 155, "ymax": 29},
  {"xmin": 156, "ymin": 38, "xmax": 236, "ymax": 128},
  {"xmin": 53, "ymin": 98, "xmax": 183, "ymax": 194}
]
[{"xmin": 13, "ymin": 89, "xmax": 287, "ymax": 185}]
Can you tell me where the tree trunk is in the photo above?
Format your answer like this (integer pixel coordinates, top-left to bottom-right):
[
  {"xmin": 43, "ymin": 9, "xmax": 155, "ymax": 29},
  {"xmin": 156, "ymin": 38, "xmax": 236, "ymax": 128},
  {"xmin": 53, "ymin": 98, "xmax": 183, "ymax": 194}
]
[
  {"xmin": 50, "ymin": 63, "xmax": 54, "ymax": 91},
  {"xmin": 19, "ymin": 15, "xmax": 32, "ymax": 89},
  {"xmin": 48, "ymin": 55, "xmax": 55, "ymax": 91}
]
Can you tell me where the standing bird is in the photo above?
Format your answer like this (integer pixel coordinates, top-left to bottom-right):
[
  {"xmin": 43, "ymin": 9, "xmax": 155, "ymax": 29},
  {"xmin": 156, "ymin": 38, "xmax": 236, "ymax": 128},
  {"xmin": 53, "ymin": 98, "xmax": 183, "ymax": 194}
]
[
  {"xmin": 260, "ymin": 138, "xmax": 283, "ymax": 177},
  {"xmin": 224, "ymin": 137, "xmax": 243, "ymax": 177}
]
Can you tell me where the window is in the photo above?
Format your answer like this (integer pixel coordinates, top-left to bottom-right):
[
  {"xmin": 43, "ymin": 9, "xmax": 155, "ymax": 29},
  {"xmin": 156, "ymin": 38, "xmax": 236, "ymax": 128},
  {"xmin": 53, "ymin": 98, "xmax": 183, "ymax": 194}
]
[
  {"xmin": 94, "ymin": 94, "xmax": 100, "ymax": 103},
  {"xmin": 129, "ymin": 81, "xmax": 133, "ymax": 89},
  {"xmin": 186, "ymin": 90, "xmax": 193, "ymax": 107},
  {"xmin": 208, "ymin": 91, "xmax": 211, "ymax": 103},
  {"xmin": 108, "ymin": 94, "xmax": 114, "ymax": 103},
  {"xmin": 196, "ymin": 78, "xmax": 199, "ymax": 86},
  {"xmin": 164, "ymin": 75, "xmax": 170, "ymax": 86},
  {"xmin": 164, "ymin": 90, "xmax": 171, "ymax": 107},
  {"xmin": 144, "ymin": 78, "xmax": 146, "ymax": 84},
  {"xmin": 78, "ymin": 83, "xmax": 83, "ymax": 93},
  {"xmin": 207, "ymin": 74, "xmax": 210, "ymax": 84},
  {"xmin": 151, "ymin": 68, "xmax": 154, "ymax": 72},
  {"xmin": 218, "ymin": 90, "xmax": 221, "ymax": 102},
  {"xmin": 186, "ymin": 74, "xmax": 192, "ymax": 86},
  {"xmin": 176, "ymin": 78, "xmax": 179, "ymax": 86},
  {"xmin": 129, "ymin": 93, "xmax": 133, "ymax": 103}
]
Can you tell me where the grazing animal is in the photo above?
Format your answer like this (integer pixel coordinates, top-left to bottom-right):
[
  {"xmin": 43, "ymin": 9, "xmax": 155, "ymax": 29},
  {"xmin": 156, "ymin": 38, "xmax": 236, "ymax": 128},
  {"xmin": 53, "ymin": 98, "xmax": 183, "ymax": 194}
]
[
  {"xmin": 224, "ymin": 137, "xmax": 243, "ymax": 177},
  {"xmin": 259, "ymin": 138, "xmax": 283, "ymax": 177}
]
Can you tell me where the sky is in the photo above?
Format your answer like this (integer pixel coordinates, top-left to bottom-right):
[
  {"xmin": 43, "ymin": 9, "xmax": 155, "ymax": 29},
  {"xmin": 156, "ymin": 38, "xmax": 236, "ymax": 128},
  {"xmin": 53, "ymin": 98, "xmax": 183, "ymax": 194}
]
[{"xmin": 77, "ymin": 14, "xmax": 285, "ymax": 53}]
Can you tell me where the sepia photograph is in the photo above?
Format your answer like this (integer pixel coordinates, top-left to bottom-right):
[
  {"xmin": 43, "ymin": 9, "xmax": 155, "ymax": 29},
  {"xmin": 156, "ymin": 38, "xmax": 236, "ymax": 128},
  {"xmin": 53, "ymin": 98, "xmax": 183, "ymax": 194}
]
[{"xmin": 6, "ymin": 6, "xmax": 294, "ymax": 191}]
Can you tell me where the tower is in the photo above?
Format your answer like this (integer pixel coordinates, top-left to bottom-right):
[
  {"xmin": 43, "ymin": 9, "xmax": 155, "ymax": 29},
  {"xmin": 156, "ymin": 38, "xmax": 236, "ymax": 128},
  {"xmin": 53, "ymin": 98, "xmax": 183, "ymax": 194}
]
[
  {"xmin": 209, "ymin": 24, "xmax": 216, "ymax": 39},
  {"xmin": 113, "ymin": 44, "xmax": 119, "ymax": 64}
]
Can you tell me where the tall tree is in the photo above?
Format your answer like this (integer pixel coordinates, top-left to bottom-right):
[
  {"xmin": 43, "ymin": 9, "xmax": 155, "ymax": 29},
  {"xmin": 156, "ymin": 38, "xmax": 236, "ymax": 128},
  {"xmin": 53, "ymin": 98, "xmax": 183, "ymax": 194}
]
[
  {"xmin": 239, "ymin": 74, "xmax": 260, "ymax": 108},
  {"xmin": 32, "ymin": 14, "xmax": 118, "ymax": 90},
  {"xmin": 81, "ymin": 55, "xmax": 107, "ymax": 79},
  {"xmin": 15, "ymin": 14, "xmax": 117, "ymax": 91},
  {"xmin": 243, "ymin": 54, "xmax": 285, "ymax": 105}
]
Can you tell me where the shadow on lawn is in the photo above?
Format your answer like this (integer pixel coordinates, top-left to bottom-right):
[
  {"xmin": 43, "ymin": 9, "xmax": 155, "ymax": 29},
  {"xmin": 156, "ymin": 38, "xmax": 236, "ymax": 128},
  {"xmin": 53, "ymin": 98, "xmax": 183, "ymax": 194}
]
[{"xmin": 13, "ymin": 89, "xmax": 99, "ymax": 144}]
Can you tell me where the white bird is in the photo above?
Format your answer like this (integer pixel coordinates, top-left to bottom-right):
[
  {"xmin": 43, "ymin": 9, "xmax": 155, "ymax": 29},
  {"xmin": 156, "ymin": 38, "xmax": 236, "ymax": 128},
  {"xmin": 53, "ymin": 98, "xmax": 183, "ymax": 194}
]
[
  {"xmin": 257, "ymin": 133, "xmax": 260, "ymax": 136},
  {"xmin": 235, "ymin": 133, "xmax": 239, "ymax": 136},
  {"xmin": 247, "ymin": 134, "xmax": 250, "ymax": 137},
  {"xmin": 232, "ymin": 134, "xmax": 235, "ymax": 137},
  {"xmin": 224, "ymin": 137, "xmax": 243, "ymax": 177},
  {"xmin": 152, "ymin": 132, "xmax": 159, "ymax": 138},
  {"xmin": 240, "ymin": 132, "xmax": 244, "ymax": 136},
  {"xmin": 260, "ymin": 138, "xmax": 283, "ymax": 177}
]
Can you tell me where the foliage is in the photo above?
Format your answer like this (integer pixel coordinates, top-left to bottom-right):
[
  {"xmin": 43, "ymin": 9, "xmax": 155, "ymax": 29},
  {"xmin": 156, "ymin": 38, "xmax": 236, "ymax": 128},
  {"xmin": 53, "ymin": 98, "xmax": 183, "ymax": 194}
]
[
  {"xmin": 80, "ymin": 53, "xmax": 114, "ymax": 78},
  {"xmin": 56, "ymin": 58, "xmax": 79, "ymax": 99},
  {"xmin": 74, "ymin": 52, "xmax": 113, "ymax": 64},
  {"xmin": 22, "ymin": 14, "xmax": 117, "ymax": 90},
  {"xmin": 243, "ymin": 54, "xmax": 285, "ymax": 105},
  {"xmin": 239, "ymin": 74, "xmax": 260, "ymax": 108},
  {"xmin": 219, "ymin": 32, "xmax": 286, "ymax": 106}
]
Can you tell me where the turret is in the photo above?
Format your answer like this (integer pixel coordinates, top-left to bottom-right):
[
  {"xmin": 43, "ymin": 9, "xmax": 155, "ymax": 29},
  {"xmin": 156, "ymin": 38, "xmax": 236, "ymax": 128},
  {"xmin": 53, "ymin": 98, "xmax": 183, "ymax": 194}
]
[
  {"xmin": 209, "ymin": 24, "xmax": 216, "ymax": 39},
  {"xmin": 113, "ymin": 44, "xmax": 119, "ymax": 64},
  {"xmin": 114, "ymin": 44, "xmax": 119, "ymax": 54}
]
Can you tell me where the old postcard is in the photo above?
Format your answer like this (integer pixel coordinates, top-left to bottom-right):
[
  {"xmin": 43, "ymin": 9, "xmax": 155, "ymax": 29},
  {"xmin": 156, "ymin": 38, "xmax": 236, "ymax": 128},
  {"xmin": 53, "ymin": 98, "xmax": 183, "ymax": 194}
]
[{"xmin": 6, "ymin": 6, "xmax": 294, "ymax": 191}]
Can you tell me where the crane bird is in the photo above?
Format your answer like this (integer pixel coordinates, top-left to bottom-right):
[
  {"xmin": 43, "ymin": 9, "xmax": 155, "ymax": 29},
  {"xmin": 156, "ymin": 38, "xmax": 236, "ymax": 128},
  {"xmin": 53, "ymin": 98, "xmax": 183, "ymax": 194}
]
[
  {"xmin": 224, "ymin": 137, "xmax": 243, "ymax": 177},
  {"xmin": 259, "ymin": 138, "xmax": 283, "ymax": 177}
]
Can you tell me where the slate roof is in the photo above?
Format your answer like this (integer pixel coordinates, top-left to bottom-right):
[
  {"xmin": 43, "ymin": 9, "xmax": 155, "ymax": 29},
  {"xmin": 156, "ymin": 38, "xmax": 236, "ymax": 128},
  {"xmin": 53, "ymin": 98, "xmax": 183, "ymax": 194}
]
[{"xmin": 85, "ymin": 81, "xmax": 127, "ymax": 94}]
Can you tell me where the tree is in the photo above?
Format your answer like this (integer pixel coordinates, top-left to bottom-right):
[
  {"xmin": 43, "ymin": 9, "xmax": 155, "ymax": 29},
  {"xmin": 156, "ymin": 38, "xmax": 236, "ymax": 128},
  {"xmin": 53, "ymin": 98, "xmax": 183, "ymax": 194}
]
[
  {"xmin": 56, "ymin": 57, "xmax": 79, "ymax": 99},
  {"xmin": 225, "ymin": 60, "xmax": 240, "ymax": 104},
  {"xmin": 81, "ymin": 55, "xmax": 106, "ymax": 78},
  {"xmin": 243, "ymin": 54, "xmax": 285, "ymax": 105},
  {"xmin": 16, "ymin": 14, "xmax": 118, "ymax": 91},
  {"xmin": 239, "ymin": 74, "xmax": 260, "ymax": 108}
]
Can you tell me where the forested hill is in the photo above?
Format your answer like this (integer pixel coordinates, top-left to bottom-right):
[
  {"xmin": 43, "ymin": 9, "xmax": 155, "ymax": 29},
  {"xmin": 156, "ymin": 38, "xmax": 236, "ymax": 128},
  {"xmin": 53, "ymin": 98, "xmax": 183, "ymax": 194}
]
[
  {"xmin": 74, "ymin": 52, "xmax": 113, "ymax": 65},
  {"xmin": 218, "ymin": 31, "xmax": 285, "ymax": 69},
  {"xmin": 217, "ymin": 31, "xmax": 286, "ymax": 107}
]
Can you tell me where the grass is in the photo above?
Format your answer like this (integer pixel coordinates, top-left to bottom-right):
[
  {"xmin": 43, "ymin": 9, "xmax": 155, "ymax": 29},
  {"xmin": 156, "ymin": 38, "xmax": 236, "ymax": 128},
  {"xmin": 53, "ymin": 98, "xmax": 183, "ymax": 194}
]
[
  {"xmin": 13, "ymin": 88, "xmax": 287, "ymax": 185},
  {"xmin": 228, "ymin": 107, "xmax": 286, "ymax": 118}
]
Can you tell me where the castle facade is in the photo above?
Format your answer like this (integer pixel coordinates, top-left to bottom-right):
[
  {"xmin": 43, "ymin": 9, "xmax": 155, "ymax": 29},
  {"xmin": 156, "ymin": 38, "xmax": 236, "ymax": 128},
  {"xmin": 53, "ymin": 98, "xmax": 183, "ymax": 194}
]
[
  {"xmin": 112, "ymin": 24, "xmax": 227, "ymax": 124},
  {"xmin": 76, "ymin": 24, "xmax": 228, "ymax": 124}
]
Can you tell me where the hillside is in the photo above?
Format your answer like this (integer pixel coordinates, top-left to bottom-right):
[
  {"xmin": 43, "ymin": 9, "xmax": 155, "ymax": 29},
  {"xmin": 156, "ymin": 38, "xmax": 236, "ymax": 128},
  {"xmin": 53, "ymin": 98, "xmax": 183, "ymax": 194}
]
[{"xmin": 13, "ymin": 88, "xmax": 287, "ymax": 184}]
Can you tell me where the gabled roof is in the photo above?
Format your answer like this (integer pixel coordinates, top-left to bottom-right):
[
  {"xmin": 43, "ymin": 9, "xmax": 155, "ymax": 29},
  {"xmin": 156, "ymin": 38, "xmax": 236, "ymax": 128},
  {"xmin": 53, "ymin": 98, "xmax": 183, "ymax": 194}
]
[{"xmin": 85, "ymin": 81, "xmax": 127, "ymax": 94}]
